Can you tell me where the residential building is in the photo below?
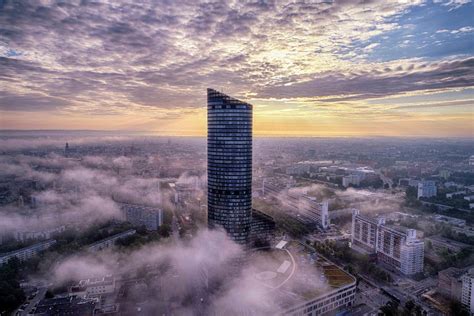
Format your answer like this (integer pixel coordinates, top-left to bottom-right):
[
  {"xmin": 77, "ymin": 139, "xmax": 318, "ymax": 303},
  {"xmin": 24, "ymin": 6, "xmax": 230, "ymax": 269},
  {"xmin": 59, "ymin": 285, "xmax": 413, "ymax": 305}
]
[
  {"xmin": 351, "ymin": 210, "xmax": 424, "ymax": 275},
  {"xmin": 87, "ymin": 229, "xmax": 136, "ymax": 252},
  {"xmin": 14, "ymin": 225, "xmax": 66, "ymax": 242},
  {"xmin": 120, "ymin": 203, "xmax": 163, "ymax": 231},
  {"xmin": 438, "ymin": 267, "xmax": 465, "ymax": 301},
  {"xmin": 461, "ymin": 268, "xmax": 474, "ymax": 315},
  {"xmin": 207, "ymin": 88, "xmax": 252, "ymax": 245},
  {"xmin": 433, "ymin": 214, "xmax": 466, "ymax": 227},
  {"xmin": 0, "ymin": 239, "xmax": 56, "ymax": 265},
  {"xmin": 342, "ymin": 174, "xmax": 361, "ymax": 187},
  {"xmin": 417, "ymin": 180, "xmax": 437, "ymax": 199}
]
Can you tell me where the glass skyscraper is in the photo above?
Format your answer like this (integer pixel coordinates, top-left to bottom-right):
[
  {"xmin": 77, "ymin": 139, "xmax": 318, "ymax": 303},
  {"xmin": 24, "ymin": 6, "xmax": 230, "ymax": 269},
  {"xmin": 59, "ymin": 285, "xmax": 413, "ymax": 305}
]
[{"xmin": 207, "ymin": 88, "xmax": 252, "ymax": 245}]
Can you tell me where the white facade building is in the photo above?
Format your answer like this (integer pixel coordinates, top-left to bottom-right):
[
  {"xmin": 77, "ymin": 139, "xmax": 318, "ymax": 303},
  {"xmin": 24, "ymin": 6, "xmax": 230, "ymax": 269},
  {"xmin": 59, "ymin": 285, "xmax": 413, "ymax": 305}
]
[
  {"xmin": 417, "ymin": 181, "xmax": 437, "ymax": 199},
  {"xmin": 461, "ymin": 268, "xmax": 474, "ymax": 315},
  {"xmin": 0, "ymin": 240, "xmax": 56, "ymax": 265},
  {"xmin": 351, "ymin": 210, "xmax": 424, "ymax": 275},
  {"xmin": 342, "ymin": 174, "xmax": 361, "ymax": 187}
]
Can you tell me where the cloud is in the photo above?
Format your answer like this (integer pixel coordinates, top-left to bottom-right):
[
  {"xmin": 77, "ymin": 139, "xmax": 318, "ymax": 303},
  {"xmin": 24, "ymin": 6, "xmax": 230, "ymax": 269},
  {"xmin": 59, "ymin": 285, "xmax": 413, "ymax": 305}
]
[
  {"xmin": 256, "ymin": 57, "xmax": 474, "ymax": 101},
  {"xmin": 1, "ymin": 0, "xmax": 463, "ymax": 116}
]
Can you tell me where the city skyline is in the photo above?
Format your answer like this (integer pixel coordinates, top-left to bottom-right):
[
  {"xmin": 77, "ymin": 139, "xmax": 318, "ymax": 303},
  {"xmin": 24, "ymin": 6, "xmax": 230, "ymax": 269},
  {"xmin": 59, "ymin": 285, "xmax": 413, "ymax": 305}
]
[{"xmin": 0, "ymin": 1, "xmax": 473, "ymax": 137}]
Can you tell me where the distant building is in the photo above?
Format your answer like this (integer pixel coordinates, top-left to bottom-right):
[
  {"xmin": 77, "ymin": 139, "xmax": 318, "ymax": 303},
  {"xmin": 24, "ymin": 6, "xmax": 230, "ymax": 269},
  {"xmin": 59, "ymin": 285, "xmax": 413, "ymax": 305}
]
[
  {"xmin": 425, "ymin": 235, "xmax": 469, "ymax": 254},
  {"xmin": 446, "ymin": 190, "xmax": 466, "ymax": 199},
  {"xmin": 351, "ymin": 210, "xmax": 424, "ymax": 275},
  {"xmin": 88, "ymin": 229, "xmax": 136, "ymax": 252},
  {"xmin": 439, "ymin": 170, "xmax": 452, "ymax": 180},
  {"xmin": 64, "ymin": 142, "xmax": 70, "ymax": 157},
  {"xmin": 69, "ymin": 275, "xmax": 115, "ymax": 298},
  {"xmin": 14, "ymin": 226, "xmax": 66, "ymax": 242},
  {"xmin": 286, "ymin": 163, "xmax": 310, "ymax": 176},
  {"xmin": 464, "ymin": 195, "xmax": 474, "ymax": 202},
  {"xmin": 417, "ymin": 180, "xmax": 437, "ymax": 199},
  {"xmin": 438, "ymin": 267, "xmax": 465, "ymax": 301},
  {"xmin": 433, "ymin": 215, "xmax": 466, "ymax": 227},
  {"xmin": 0, "ymin": 240, "xmax": 56, "ymax": 265},
  {"xmin": 120, "ymin": 203, "xmax": 163, "ymax": 231},
  {"xmin": 461, "ymin": 268, "xmax": 474, "ymax": 315},
  {"xmin": 285, "ymin": 193, "xmax": 330, "ymax": 230},
  {"xmin": 34, "ymin": 296, "xmax": 95, "ymax": 315},
  {"xmin": 342, "ymin": 174, "xmax": 361, "ymax": 187}
]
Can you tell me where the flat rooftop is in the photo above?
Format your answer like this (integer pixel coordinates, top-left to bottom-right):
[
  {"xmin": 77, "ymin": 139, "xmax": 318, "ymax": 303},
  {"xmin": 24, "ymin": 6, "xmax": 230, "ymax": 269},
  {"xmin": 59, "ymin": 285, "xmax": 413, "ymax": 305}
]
[{"xmin": 249, "ymin": 240, "xmax": 356, "ymax": 310}]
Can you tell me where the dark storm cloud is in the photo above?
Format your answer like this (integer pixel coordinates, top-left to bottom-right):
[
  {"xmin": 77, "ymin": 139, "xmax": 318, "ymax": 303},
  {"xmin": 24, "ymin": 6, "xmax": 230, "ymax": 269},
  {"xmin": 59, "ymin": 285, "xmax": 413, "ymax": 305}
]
[{"xmin": 0, "ymin": 0, "xmax": 472, "ymax": 114}]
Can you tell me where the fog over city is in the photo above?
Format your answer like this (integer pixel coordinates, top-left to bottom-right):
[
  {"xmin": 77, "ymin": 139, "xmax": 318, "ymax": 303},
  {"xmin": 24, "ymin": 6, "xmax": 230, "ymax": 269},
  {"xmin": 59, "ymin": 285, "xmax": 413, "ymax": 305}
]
[{"xmin": 1, "ymin": 130, "xmax": 473, "ymax": 315}]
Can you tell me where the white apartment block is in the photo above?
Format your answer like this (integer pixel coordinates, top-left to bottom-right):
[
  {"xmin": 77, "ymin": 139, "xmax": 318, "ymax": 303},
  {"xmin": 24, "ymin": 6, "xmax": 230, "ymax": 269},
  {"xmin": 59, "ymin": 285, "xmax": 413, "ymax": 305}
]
[
  {"xmin": 417, "ymin": 180, "xmax": 437, "ymax": 199},
  {"xmin": 287, "ymin": 193, "xmax": 330, "ymax": 229},
  {"xmin": 0, "ymin": 240, "xmax": 57, "ymax": 265},
  {"xmin": 351, "ymin": 210, "xmax": 424, "ymax": 275},
  {"xmin": 342, "ymin": 174, "xmax": 361, "ymax": 187},
  {"xmin": 462, "ymin": 268, "xmax": 474, "ymax": 315}
]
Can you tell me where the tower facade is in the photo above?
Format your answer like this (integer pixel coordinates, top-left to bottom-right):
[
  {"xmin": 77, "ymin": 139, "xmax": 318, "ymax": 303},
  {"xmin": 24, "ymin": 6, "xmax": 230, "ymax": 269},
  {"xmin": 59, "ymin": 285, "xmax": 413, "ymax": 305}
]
[{"xmin": 207, "ymin": 88, "xmax": 252, "ymax": 245}]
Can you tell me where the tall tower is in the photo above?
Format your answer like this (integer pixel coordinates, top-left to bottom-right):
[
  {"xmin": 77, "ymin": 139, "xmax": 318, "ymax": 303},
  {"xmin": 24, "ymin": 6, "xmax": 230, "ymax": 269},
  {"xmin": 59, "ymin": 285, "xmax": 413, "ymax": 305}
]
[{"xmin": 207, "ymin": 88, "xmax": 252, "ymax": 245}]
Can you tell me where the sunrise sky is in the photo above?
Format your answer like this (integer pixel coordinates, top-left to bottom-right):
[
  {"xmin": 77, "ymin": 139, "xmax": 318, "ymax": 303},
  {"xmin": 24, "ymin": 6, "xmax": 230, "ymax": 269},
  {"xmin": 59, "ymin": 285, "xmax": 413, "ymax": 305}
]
[{"xmin": 0, "ymin": 0, "xmax": 473, "ymax": 137}]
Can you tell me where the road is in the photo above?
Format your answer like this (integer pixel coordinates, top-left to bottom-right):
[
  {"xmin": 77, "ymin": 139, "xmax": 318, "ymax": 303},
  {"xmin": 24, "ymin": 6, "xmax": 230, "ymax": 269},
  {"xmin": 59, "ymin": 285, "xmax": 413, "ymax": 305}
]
[{"xmin": 16, "ymin": 286, "xmax": 47, "ymax": 316}]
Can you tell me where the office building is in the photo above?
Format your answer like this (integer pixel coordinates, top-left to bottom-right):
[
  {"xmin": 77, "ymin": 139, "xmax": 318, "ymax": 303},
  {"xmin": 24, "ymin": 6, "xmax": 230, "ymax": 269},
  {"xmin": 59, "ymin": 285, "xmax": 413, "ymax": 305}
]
[
  {"xmin": 351, "ymin": 210, "xmax": 424, "ymax": 275},
  {"xmin": 417, "ymin": 180, "xmax": 437, "ymax": 199},
  {"xmin": 207, "ymin": 88, "xmax": 252, "ymax": 245},
  {"xmin": 462, "ymin": 268, "xmax": 474, "ymax": 315},
  {"xmin": 0, "ymin": 239, "xmax": 56, "ymax": 265}
]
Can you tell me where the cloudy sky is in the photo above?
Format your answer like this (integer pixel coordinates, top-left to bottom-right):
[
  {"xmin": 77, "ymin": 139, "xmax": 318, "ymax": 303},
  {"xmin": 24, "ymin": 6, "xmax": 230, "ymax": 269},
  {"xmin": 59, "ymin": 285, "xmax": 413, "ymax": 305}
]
[{"xmin": 0, "ymin": 0, "xmax": 473, "ymax": 137}]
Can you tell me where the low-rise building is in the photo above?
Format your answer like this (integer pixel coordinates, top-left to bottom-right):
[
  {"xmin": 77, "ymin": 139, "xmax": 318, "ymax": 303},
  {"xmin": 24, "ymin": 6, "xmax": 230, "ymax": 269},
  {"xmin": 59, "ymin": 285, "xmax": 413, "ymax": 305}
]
[
  {"xmin": 34, "ymin": 296, "xmax": 96, "ymax": 315},
  {"xmin": 433, "ymin": 214, "xmax": 466, "ymax": 227},
  {"xmin": 446, "ymin": 191, "xmax": 467, "ymax": 199},
  {"xmin": 70, "ymin": 275, "xmax": 115, "ymax": 298},
  {"xmin": 425, "ymin": 235, "xmax": 469, "ymax": 254},
  {"xmin": 464, "ymin": 195, "xmax": 474, "ymax": 202},
  {"xmin": 14, "ymin": 226, "xmax": 66, "ymax": 242},
  {"xmin": 88, "ymin": 229, "xmax": 136, "ymax": 252}
]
